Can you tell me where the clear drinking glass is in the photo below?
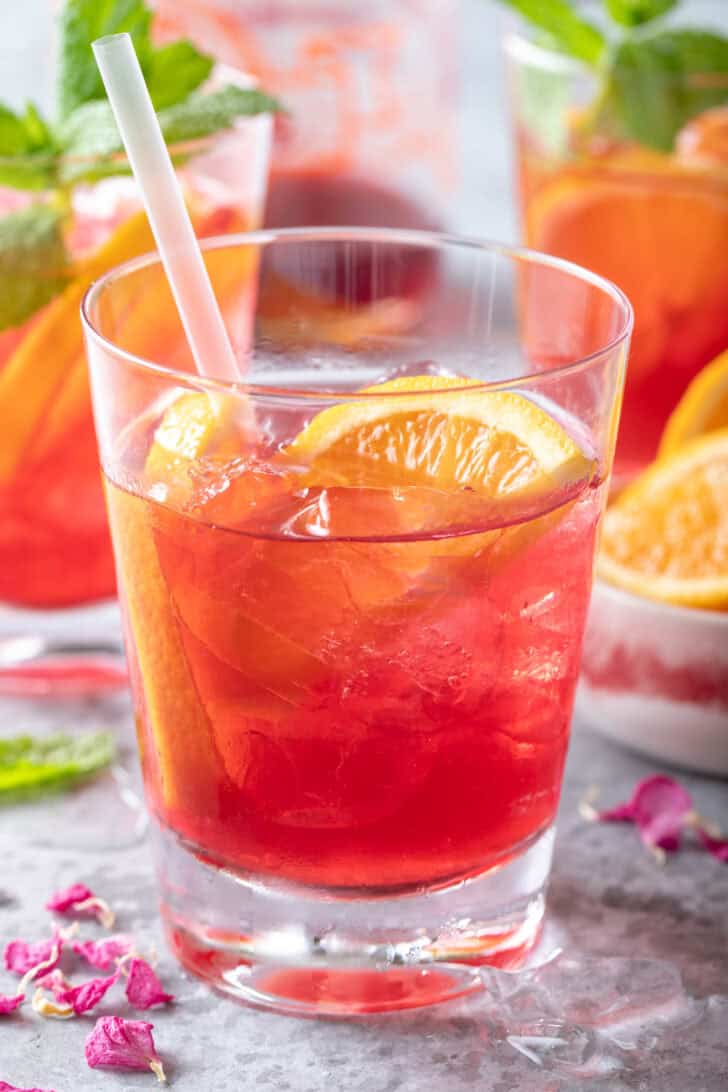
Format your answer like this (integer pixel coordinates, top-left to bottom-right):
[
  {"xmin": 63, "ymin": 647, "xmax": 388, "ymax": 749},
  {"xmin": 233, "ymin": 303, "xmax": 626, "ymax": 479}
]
[
  {"xmin": 82, "ymin": 228, "xmax": 631, "ymax": 1016},
  {"xmin": 505, "ymin": 7, "xmax": 728, "ymax": 487},
  {"xmin": 0, "ymin": 75, "xmax": 271, "ymax": 692}
]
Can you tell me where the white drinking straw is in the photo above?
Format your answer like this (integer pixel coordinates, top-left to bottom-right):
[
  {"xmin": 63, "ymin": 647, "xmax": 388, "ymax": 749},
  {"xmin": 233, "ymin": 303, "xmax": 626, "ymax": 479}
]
[{"xmin": 92, "ymin": 32, "xmax": 239, "ymax": 382}]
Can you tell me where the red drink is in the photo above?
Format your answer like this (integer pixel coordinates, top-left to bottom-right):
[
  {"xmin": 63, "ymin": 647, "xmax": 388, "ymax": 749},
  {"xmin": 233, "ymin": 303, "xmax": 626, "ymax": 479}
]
[{"xmin": 106, "ymin": 414, "xmax": 602, "ymax": 891}]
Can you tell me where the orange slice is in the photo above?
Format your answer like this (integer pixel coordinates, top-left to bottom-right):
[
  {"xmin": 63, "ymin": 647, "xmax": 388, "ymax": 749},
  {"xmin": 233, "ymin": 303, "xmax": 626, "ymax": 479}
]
[
  {"xmin": 676, "ymin": 106, "xmax": 728, "ymax": 165},
  {"xmin": 287, "ymin": 375, "xmax": 593, "ymax": 497},
  {"xmin": 598, "ymin": 429, "xmax": 728, "ymax": 609},
  {"xmin": 525, "ymin": 154, "xmax": 728, "ymax": 381},
  {"xmin": 0, "ymin": 211, "xmax": 155, "ymax": 485},
  {"xmin": 659, "ymin": 349, "xmax": 728, "ymax": 456}
]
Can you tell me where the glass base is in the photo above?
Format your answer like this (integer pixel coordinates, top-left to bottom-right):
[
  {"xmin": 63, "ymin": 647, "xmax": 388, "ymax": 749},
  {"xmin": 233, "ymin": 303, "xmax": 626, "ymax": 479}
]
[
  {"xmin": 154, "ymin": 821, "xmax": 554, "ymax": 1017},
  {"xmin": 0, "ymin": 602, "xmax": 127, "ymax": 696}
]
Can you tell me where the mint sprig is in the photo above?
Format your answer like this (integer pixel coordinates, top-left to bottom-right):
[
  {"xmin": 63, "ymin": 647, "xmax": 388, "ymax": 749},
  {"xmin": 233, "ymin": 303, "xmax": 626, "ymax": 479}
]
[
  {"xmin": 0, "ymin": 205, "xmax": 70, "ymax": 329},
  {"xmin": 0, "ymin": 0, "xmax": 281, "ymax": 332},
  {"xmin": 501, "ymin": 0, "xmax": 728, "ymax": 152},
  {"xmin": 605, "ymin": 1, "xmax": 677, "ymax": 27},
  {"xmin": 58, "ymin": 0, "xmax": 154, "ymax": 120},
  {"xmin": 0, "ymin": 731, "xmax": 115, "ymax": 802},
  {"xmin": 501, "ymin": 1, "xmax": 606, "ymax": 65}
]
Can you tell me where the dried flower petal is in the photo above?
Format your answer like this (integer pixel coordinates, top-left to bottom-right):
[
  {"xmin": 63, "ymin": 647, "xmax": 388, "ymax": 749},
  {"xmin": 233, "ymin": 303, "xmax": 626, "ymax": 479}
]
[
  {"xmin": 85, "ymin": 1016, "xmax": 166, "ymax": 1082},
  {"xmin": 72, "ymin": 935, "xmax": 133, "ymax": 970},
  {"xmin": 31, "ymin": 987, "xmax": 73, "ymax": 1019},
  {"xmin": 696, "ymin": 826, "xmax": 728, "ymax": 862},
  {"xmin": 16, "ymin": 942, "xmax": 63, "ymax": 998},
  {"xmin": 0, "ymin": 1082, "xmax": 58, "ymax": 1092},
  {"xmin": 46, "ymin": 884, "xmax": 115, "ymax": 929},
  {"xmin": 56, "ymin": 971, "xmax": 119, "ymax": 1015},
  {"xmin": 597, "ymin": 775, "xmax": 693, "ymax": 854},
  {"xmin": 0, "ymin": 992, "xmax": 24, "ymax": 1014},
  {"xmin": 34, "ymin": 969, "xmax": 71, "ymax": 999},
  {"xmin": 124, "ymin": 958, "xmax": 174, "ymax": 1010},
  {"xmin": 4, "ymin": 937, "xmax": 60, "ymax": 976}
]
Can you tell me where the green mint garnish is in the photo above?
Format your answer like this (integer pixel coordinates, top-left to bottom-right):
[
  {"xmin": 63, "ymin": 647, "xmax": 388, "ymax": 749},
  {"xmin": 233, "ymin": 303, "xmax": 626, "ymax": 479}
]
[
  {"xmin": 144, "ymin": 39, "xmax": 214, "ymax": 110},
  {"xmin": 0, "ymin": 731, "xmax": 115, "ymax": 802},
  {"xmin": 501, "ymin": 1, "xmax": 606, "ymax": 65},
  {"xmin": 157, "ymin": 85, "xmax": 283, "ymax": 144},
  {"xmin": 604, "ymin": 0, "xmax": 678, "ymax": 27},
  {"xmin": 0, "ymin": 205, "xmax": 71, "ymax": 331},
  {"xmin": 500, "ymin": 0, "xmax": 728, "ymax": 152},
  {"xmin": 0, "ymin": 0, "xmax": 281, "ymax": 331},
  {"xmin": 58, "ymin": 0, "xmax": 154, "ymax": 120},
  {"xmin": 607, "ymin": 29, "xmax": 728, "ymax": 151},
  {"xmin": 0, "ymin": 104, "xmax": 57, "ymax": 191}
]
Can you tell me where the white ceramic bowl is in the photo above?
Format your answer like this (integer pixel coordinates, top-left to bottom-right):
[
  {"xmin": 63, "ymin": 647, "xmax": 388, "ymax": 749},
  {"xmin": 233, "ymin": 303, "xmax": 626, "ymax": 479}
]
[{"xmin": 576, "ymin": 580, "xmax": 728, "ymax": 775}]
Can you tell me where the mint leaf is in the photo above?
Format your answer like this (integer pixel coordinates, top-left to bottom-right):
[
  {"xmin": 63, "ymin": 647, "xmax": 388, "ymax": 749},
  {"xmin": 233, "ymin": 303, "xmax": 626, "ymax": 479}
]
[
  {"xmin": 146, "ymin": 40, "xmax": 214, "ymax": 110},
  {"xmin": 498, "ymin": 0, "xmax": 606, "ymax": 66},
  {"xmin": 57, "ymin": 84, "xmax": 280, "ymax": 186},
  {"xmin": 158, "ymin": 84, "xmax": 283, "ymax": 144},
  {"xmin": 0, "ymin": 103, "xmax": 57, "ymax": 190},
  {"xmin": 606, "ymin": 29, "xmax": 728, "ymax": 150},
  {"xmin": 58, "ymin": 0, "xmax": 153, "ymax": 120},
  {"xmin": 0, "ymin": 204, "xmax": 70, "ymax": 331},
  {"xmin": 56, "ymin": 100, "xmax": 129, "ymax": 185},
  {"xmin": 0, "ymin": 731, "xmax": 115, "ymax": 802},
  {"xmin": 605, "ymin": 0, "xmax": 678, "ymax": 26}
]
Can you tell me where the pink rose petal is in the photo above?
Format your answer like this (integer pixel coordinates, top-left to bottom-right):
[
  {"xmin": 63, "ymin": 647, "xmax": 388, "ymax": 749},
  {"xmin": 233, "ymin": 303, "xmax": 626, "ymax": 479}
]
[
  {"xmin": 46, "ymin": 884, "xmax": 115, "ymax": 928},
  {"xmin": 125, "ymin": 959, "xmax": 175, "ymax": 1010},
  {"xmin": 34, "ymin": 970, "xmax": 70, "ymax": 999},
  {"xmin": 0, "ymin": 993, "xmax": 24, "ymax": 1014},
  {"xmin": 85, "ymin": 1016, "xmax": 165, "ymax": 1081},
  {"xmin": 696, "ymin": 826, "xmax": 728, "ymax": 862},
  {"xmin": 0, "ymin": 1083, "xmax": 57, "ymax": 1092},
  {"xmin": 72, "ymin": 935, "xmax": 133, "ymax": 970},
  {"xmin": 56, "ymin": 971, "xmax": 119, "ymax": 1016},
  {"xmin": 46, "ymin": 883, "xmax": 94, "ymax": 912},
  {"xmin": 598, "ymin": 775, "xmax": 693, "ymax": 852},
  {"xmin": 4, "ymin": 938, "xmax": 61, "ymax": 976}
]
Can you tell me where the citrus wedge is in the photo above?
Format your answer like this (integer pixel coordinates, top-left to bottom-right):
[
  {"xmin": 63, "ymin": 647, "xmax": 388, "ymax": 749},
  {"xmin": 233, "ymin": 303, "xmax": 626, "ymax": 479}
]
[
  {"xmin": 659, "ymin": 349, "xmax": 728, "ymax": 456},
  {"xmin": 287, "ymin": 375, "xmax": 593, "ymax": 498},
  {"xmin": 598, "ymin": 429, "xmax": 728, "ymax": 610},
  {"xmin": 0, "ymin": 211, "xmax": 155, "ymax": 485},
  {"xmin": 526, "ymin": 157, "xmax": 728, "ymax": 384}
]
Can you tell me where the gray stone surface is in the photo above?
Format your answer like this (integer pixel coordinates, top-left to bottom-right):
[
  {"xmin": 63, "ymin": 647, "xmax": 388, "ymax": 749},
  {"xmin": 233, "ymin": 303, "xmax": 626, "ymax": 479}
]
[{"xmin": 2, "ymin": 696, "xmax": 727, "ymax": 1091}]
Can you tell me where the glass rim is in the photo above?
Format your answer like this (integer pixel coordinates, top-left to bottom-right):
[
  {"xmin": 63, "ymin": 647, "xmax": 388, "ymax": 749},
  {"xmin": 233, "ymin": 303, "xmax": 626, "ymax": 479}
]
[
  {"xmin": 504, "ymin": 29, "xmax": 728, "ymax": 89},
  {"xmin": 81, "ymin": 226, "xmax": 633, "ymax": 401}
]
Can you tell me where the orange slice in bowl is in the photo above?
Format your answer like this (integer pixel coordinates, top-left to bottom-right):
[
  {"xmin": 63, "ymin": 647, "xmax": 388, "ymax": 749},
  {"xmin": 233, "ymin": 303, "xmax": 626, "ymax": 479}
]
[
  {"xmin": 598, "ymin": 429, "xmax": 728, "ymax": 610},
  {"xmin": 659, "ymin": 349, "xmax": 728, "ymax": 456}
]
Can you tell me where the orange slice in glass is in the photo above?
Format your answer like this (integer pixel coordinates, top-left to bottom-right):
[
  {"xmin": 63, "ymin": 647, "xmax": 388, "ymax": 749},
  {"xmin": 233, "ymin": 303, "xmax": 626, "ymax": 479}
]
[{"xmin": 598, "ymin": 429, "xmax": 728, "ymax": 610}]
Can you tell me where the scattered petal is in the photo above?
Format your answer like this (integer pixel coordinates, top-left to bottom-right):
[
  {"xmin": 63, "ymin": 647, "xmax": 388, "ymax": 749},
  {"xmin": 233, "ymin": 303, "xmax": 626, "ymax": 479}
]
[
  {"xmin": 46, "ymin": 884, "xmax": 115, "ymax": 929},
  {"xmin": 31, "ymin": 987, "xmax": 73, "ymax": 1019},
  {"xmin": 4, "ymin": 937, "xmax": 60, "ymax": 976},
  {"xmin": 72, "ymin": 935, "xmax": 133, "ymax": 970},
  {"xmin": 0, "ymin": 992, "xmax": 24, "ymax": 1014},
  {"xmin": 85, "ymin": 1016, "xmax": 166, "ymax": 1081},
  {"xmin": 34, "ymin": 969, "xmax": 71, "ymax": 999},
  {"xmin": 597, "ymin": 775, "xmax": 693, "ymax": 853},
  {"xmin": 56, "ymin": 971, "xmax": 119, "ymax": 1015},
  {"xmin": 16, "ymin": 942, "xmax": 63, "ymax": 998},
  {"xmin": 125, "ymin": 959, "xmax": 175, "ymax": 1010},
  {"xmin": 0, "ymin": 1083, "xmax": 58, "ymax": 1092},
  {"xmin": 696, "ymin": 826, "xmax": 728, "ymax": 862}
]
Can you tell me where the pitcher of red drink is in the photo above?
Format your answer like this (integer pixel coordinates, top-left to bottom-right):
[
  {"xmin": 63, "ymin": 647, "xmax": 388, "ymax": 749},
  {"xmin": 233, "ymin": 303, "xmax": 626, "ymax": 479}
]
[{"xmin": 152, "ymin": 0, "xmax": 460, "ymax": 235}]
